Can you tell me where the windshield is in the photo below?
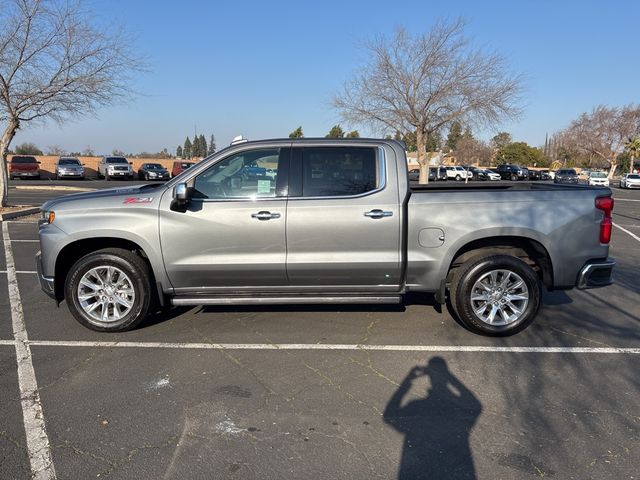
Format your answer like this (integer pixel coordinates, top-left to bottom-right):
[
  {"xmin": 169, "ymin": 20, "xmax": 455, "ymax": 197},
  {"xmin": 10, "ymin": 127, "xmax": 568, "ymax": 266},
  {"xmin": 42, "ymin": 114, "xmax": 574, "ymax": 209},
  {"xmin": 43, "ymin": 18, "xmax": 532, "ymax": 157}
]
[
  {"xmin": 11, "ymin": 156, "xmax": 37, "ymax": 163},
  {"xmin": 58, "ymin": 158, "xmax": 80, "ymax": 165},
  {"xmin": 146, "ymin": 164, "xmax": 163, "ymax": 169},
  {"xmin": 628, "ymin": 174, "xmax": 640, "ymax": 179},
  {"xmin": 590, "ymin": 172, "xmax": 607, "ymax": 178},
  {"xmin": 559, "ymin": 170, "xmax": 576, "ymax": 175},
  {"xmin": 106, "ymin": 157, "xmax": 128, "ymax": 164}
]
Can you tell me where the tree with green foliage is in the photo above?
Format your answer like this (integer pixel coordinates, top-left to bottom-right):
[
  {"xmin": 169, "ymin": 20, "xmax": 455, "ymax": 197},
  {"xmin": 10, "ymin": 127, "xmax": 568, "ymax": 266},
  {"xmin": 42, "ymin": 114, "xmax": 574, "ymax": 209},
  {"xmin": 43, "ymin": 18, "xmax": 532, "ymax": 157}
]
[
  {"xmin": 200, "ymin": 134, "xmax": 207, "ymax": 157},
  {"xmin": 289, "ymin": 126, "xmax": 304, "ymax": 138},
  {"xmin": 402, "ymin": 131, "xmax": 417, "ymax": 151},
  {"xmin": 208, "ymin": 134, "xmax": 216, "ymax": 155},
  {"xmin": 14, "ymin": 142, "xmax": 43, "ymax": 155},
  {"xmin": 346, "ymin": 130, "xmax": 360, "ymax": 138},
  {"xmin": 326, "ymin": 125, "xmax": 345, "ymax": 138},
  {"xmin": 496, "ymin": 142, "xmax": 546, "ymax": 166},
  {"xmin": 176, "ymin": 145, "xmax": 183, "ymax": 158},
  {"xmin": 625, "ymin": 136, "xmax": 640, "ymax": 174},
  {"xmin": 491, "ymin": 132, "xmax": 512, "ymax": 150},
  {"xmin": 183, "ymin": 137, "xmax": 192, "ymax": 159},
  {"xmin": 425, "ymin": 130, "xmax": 441, "ymax": 152},
  {"xmin": 446, "ymin": 122, "xmax": 463, "ymax": 151}
]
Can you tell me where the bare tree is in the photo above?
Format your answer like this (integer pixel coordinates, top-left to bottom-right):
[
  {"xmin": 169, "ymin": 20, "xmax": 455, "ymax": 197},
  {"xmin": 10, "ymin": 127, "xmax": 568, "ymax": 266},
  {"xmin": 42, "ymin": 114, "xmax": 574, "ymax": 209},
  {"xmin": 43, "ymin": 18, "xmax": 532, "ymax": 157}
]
[
  {"xmin": 0, "ymin": 0, "xmax": 144, "ymax": 206},
  {"xmin": 46, "ymin": 144, "xmax": 66, "ymax": 156},
  {"xmin": 562, "ymin": 105, "xmax": 640, "ymax": 178},
  {"xmin": 332, "ymin": 19, "xmax": 524, "ymax": 183}
]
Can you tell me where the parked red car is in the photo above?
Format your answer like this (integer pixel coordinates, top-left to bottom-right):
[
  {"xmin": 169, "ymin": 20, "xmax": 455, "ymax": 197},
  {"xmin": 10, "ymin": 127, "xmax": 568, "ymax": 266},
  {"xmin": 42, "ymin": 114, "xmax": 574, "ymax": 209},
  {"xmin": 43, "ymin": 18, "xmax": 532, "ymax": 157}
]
[
  {"xmin": 10, "ymin": 155, "xmax": 41, "ymax": 179},
  {"xmin": 171, "ymin": 161, "xmax": 194, "ymax": 178}
]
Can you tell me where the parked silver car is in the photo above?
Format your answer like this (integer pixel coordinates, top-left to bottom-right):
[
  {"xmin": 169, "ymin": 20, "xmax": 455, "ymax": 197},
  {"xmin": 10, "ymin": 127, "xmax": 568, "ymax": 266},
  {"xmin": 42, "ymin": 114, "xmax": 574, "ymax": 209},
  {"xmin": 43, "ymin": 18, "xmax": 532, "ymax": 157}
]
[{"xmin": 55, "ymin": 157, "xmax": 85, "ymax": 180}]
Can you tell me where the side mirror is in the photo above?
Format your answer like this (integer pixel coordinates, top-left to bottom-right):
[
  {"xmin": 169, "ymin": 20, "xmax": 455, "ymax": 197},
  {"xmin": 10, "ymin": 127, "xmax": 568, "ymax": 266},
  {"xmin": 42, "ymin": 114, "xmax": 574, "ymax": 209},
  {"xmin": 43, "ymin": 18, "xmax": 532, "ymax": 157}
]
[{"xmin": 171, "ymin": 183, "xmax": 189, "ymax": 211}]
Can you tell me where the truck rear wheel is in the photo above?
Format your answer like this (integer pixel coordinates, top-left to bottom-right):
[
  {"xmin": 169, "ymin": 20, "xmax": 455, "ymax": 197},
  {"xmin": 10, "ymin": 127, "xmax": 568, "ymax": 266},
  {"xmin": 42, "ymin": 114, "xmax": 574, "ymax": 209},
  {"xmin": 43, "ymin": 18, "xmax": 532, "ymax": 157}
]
[
  {"xmin": 450, "ymin": 254, "xmax": 541, "ymax": 336},
  {"xmin": 65, "ymin": 248, "xmax": 152, "ymax": 332}
]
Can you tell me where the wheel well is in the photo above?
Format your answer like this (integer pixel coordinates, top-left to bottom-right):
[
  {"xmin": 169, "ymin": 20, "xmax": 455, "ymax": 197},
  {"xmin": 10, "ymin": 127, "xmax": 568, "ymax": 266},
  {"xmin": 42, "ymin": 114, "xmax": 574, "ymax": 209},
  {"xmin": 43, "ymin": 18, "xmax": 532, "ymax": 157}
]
[
  {"xmin": 54, "ymin": 238, "xmax": 157, "ymax": 302},
  {"xmin": 447, "ymin": 236, "xmax": 554, "ymax": 288}
]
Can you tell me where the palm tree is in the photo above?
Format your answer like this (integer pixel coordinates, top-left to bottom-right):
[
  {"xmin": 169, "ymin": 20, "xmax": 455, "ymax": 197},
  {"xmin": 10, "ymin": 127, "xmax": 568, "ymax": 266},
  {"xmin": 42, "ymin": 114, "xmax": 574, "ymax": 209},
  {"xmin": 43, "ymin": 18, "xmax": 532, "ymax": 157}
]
[{"xmin": 625, "ymin": 137, "xmax": 640, "ymax": 174}]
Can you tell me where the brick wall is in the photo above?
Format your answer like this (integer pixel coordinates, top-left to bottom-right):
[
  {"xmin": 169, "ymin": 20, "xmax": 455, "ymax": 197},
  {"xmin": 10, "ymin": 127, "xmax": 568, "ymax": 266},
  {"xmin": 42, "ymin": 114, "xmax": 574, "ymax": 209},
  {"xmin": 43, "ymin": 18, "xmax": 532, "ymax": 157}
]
[{"xmin": 7, "ymin": 155, "xmax": 200, "ymax": 179}]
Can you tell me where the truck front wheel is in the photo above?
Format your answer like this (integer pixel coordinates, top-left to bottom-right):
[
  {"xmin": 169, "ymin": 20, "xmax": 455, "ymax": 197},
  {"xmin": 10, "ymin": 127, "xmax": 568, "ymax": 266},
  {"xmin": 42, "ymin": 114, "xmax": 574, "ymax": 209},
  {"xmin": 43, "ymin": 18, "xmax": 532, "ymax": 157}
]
[
  {"xmin": 450, "ymin": 254, "xmax": 541, "ymax": 336},
  {"xmin": 65, "ymin": 248, "xmax": 152, "ymax": 332}
]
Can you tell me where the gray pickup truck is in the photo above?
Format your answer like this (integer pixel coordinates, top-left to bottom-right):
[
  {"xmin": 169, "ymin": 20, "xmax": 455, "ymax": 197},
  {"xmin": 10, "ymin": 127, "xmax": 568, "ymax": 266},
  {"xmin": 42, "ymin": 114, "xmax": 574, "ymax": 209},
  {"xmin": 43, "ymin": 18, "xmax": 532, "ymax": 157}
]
[{"xmin": 37, "ymin": 138, "xmax": 615, "ymax": 336}]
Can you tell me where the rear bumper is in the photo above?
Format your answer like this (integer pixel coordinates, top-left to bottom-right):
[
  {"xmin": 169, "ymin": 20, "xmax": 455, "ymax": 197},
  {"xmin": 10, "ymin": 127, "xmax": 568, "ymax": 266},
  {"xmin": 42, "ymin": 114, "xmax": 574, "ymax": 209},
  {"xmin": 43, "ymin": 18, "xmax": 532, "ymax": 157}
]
[
  {"xmin": 11, "ymin": 171, "xmax": 39, "ymax": 177},
  {"xmin": 576, "ymin": 258, "xmax": 615, "ymax": 289},
  {"xmin": 35, "ymin": 251, "xmax": 56, "ymax": 299}
]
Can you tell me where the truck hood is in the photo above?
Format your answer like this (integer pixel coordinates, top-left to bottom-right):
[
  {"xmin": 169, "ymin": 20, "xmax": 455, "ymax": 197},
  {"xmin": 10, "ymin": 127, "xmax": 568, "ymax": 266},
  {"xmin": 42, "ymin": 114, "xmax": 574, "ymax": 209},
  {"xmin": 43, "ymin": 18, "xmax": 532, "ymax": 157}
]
[{"xmin": 41, "ymin": 184, "xmax": 166, "ymax": 211}]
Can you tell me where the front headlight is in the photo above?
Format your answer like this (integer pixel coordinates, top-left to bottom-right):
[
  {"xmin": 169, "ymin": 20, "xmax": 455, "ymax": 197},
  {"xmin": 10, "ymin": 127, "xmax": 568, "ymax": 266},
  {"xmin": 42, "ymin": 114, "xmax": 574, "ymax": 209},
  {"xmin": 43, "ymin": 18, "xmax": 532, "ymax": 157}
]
[{"xmin": 41, "ymin": 210, "xmax": 55, "ymax": 224}]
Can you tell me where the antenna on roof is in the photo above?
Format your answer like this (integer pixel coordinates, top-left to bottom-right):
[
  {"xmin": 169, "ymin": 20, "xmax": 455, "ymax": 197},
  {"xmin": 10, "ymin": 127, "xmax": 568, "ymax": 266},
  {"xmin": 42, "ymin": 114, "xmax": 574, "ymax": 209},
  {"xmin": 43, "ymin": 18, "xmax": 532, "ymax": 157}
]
[{"xmin": 230, "ymin": 135, "xmax": 248, "ymax": 146}]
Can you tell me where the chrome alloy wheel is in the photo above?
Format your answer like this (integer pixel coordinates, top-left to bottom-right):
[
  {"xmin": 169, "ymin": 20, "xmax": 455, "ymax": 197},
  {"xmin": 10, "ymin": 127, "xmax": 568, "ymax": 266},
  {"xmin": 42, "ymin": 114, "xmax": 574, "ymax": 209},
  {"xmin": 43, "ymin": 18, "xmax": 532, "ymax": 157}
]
[
  {"xmin": 77, "ymin": 266, "xmax": 135, "ymax": 324},
  {"xmin": 470, "ymin": 269, "xmax": 529, "ymax": 326}
]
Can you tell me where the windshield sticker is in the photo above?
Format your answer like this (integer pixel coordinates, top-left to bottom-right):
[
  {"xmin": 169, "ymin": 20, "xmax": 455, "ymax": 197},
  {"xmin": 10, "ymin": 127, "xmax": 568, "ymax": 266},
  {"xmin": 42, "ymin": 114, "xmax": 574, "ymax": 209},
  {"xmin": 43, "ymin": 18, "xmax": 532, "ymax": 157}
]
[{"xmin": 123, "ymin": 197, "xmax": 153, "ymax": 204}]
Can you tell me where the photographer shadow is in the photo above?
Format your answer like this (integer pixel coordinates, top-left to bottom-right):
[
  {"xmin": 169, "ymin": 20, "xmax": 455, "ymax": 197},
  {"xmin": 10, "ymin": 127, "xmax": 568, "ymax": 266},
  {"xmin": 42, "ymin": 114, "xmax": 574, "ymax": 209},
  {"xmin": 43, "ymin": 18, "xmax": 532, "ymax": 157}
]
[{"xmin": 383, "ymin": 357, "xmax": 482, "ymax": 479}]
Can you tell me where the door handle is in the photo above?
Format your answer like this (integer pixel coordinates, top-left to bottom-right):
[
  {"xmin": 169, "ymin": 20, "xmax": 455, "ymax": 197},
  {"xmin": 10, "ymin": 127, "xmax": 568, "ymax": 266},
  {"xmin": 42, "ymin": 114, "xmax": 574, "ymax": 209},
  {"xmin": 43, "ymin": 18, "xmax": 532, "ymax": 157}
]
[
  {"xmin": 251, "ymin": 211, "xmax": 281, "ymax": 220},
  {"xmin": 364, "ymin": 209, "xmax": 393, "ymax": 219}
]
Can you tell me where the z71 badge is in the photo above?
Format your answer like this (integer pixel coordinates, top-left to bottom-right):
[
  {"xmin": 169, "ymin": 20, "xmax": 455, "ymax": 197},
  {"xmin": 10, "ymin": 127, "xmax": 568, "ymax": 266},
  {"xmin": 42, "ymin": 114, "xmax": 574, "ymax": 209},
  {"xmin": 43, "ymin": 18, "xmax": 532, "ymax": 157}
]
[{"xmin": 123, "ymin": 197, "xmax": 153, "ymax": 204}]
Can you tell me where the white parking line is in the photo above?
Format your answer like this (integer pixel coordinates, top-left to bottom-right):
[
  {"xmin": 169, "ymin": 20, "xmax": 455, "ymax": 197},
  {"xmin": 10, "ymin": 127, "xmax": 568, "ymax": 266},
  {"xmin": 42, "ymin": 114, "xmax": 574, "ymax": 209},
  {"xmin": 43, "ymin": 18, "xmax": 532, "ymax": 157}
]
[
  {"xmin": 614, "ymin": 223, "xmax": 640, "ymax": 243},
  {"xmin": 2, "ymin": 223, "xmax": 56, "ymax": 479},
  {"xmin": 0, "ymin": 270, "xmax": 37, "ymax": 274},
  {"xmin": 614, "ymin": 198, "xmax": 640, "ymax": 202},
  {"xmin": 11, "ymin": 239, "xmax": 39, "ymax": 243},
  {"xmin": 25, "ymin": 340, "xmax": 640, "ymax": 354}
]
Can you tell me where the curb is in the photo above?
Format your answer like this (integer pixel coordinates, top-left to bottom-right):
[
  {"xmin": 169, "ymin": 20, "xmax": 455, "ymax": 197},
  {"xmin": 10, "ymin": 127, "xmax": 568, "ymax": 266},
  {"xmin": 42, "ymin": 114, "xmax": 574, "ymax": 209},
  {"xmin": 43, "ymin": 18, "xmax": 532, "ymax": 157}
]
[
  {"xmin": 12, "ymin": 185, "xmax": 96, "ymax": 192},
  {"xmin": 0, "ymin": 207, "xmax": 40, "ymax": 221}
]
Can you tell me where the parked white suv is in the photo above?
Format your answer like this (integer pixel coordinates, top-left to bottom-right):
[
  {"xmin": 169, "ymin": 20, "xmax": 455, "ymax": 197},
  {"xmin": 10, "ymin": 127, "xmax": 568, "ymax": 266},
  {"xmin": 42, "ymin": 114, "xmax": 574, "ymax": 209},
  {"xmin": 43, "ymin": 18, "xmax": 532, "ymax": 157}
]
[
  {"xmin": 98, "ymin": 156, "xmax": 134, "ymax": 180},
  {"xmin": 445, "ymin": 166, "xmax": 472, "ymax": 181}
]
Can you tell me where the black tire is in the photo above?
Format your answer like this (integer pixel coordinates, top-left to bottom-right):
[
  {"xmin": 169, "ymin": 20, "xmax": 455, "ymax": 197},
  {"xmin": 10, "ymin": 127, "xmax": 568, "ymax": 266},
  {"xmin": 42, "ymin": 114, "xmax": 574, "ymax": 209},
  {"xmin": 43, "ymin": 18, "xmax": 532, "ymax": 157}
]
[
  {"xmin": 510, "ymin": 174, "xmax": 517, "ymax": 181},
  {"xmin": 455, "ymin": 174, "xmax": 461, "ymax": 181},
  {"xmin": 106, "ymin": 173, "xmax": 111, "ymax": 181},
  {"xmin": 450, "ymin": 254, "xmax": 541, "ymax": 336},
  {"xmin": 65, "ymin": 248, "xmax": 152, "ymax": 332}
]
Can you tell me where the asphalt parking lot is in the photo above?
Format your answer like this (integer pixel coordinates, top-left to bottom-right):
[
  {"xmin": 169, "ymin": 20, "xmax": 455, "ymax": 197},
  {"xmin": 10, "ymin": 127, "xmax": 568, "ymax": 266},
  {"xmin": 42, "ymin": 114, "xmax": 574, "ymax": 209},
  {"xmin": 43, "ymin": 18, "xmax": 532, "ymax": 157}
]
[{"xmin": 1, "ymin": 182, "xmax": 639, "ymax": 479}]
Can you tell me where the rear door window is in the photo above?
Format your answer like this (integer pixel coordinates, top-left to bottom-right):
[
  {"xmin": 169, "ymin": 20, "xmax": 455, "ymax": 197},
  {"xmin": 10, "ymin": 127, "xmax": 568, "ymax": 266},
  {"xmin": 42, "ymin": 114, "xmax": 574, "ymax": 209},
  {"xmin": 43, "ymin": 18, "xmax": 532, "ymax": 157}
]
[{"xmin": 299, "ymin": 147, "xmax": 378, "ymax": 197}]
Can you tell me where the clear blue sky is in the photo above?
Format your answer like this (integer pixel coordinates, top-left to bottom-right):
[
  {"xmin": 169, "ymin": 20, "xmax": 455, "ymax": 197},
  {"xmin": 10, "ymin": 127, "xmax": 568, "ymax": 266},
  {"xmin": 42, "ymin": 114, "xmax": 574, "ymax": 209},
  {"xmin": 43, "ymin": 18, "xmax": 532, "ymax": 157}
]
[{"xmin": 15, "ymin": 0, "xmax": 640, "ymax": 155}]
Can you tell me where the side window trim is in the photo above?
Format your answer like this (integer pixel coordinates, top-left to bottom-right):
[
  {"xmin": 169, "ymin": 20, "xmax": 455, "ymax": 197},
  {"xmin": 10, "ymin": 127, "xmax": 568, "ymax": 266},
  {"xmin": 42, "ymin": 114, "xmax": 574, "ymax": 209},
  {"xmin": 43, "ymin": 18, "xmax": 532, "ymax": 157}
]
[{"xmin": 288, "ymin": 146, "xmax": 386, "ymax": 200}]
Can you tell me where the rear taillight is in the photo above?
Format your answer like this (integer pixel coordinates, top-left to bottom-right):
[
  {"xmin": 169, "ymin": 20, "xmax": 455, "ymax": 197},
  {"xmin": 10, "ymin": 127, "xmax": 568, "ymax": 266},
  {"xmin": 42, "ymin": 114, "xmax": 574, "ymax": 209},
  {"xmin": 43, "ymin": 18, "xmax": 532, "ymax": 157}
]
[{"xmin": 595, "ymin": 196, "xmax": 614, "ymax": 244}]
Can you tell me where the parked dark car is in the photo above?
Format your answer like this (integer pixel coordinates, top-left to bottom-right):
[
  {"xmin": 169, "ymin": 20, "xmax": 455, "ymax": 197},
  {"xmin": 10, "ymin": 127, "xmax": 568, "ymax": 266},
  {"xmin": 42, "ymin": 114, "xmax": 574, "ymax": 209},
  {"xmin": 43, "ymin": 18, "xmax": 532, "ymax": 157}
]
[
  {"xmin": 496, "ymin": 164, "xmax": 527, "ymax": 180},
  {"xmin": 409, "ymin": 168, "xmax": 438, "ymax": 182},
  {"xmin": 55, "ymin": 157, "xmax": 85, "ymax": 180},
  {"xmin": 138, "ymin": 163, "xmax": 170, "ymax": 181},
  {"xmin": 527, "ymin": 169, "xmax": 541, "ymax": 181},
  {"xmin": 171, "ymin": 161, "xmax": 195, "ymax": 178},
  {"xmin": 241, "ymin": 163, "xmax": 267, "ymax": 179},
  {"xmin": 9, "ymin": 155, "xmax": 40, "ymax": 179},
  {"xmin": 465, "ymin": 166, "xmax": 484, "ymax": 180},
  {"xmin": 539, "ymin": 170, "xmax": 550, "ymax": 181},
  {"xmin": 554, "ymin": 169, "xmax": 579, "ymax": 184}
]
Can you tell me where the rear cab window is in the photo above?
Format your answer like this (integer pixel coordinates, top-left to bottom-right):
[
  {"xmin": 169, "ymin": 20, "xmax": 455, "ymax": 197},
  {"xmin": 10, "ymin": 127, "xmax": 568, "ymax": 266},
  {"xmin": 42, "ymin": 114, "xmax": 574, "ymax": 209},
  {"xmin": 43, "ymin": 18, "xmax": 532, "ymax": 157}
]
[{"xmin": 11, "ymin": 156, "xmax": 38, "ymax": 163}]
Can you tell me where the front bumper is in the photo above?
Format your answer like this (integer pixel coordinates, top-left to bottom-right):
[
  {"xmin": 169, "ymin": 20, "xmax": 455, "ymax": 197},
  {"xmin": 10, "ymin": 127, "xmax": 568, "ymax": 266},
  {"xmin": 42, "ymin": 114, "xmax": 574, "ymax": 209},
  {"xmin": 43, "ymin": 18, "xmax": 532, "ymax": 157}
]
[
  {"xmin": 12, "ymin": 171, "xmax": 39, "ymax": 177},
  {"xmin": 35, "ymin": 251, "xmax": 56, "ymax": 299},
  {"xmin": 576, "ymin": 258, "xmax": 615, "ymax": 289}
]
